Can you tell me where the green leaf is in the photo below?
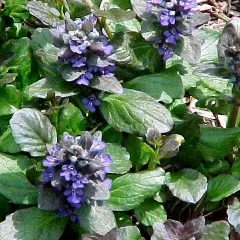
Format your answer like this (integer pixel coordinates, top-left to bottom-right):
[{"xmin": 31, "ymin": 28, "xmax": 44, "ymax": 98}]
[
  {"xmin": 0, "ymin": 85, "xmax": 21, "ymax": 116},
  {"xmin": 196, "ymin": 97, "xmax": 232, "ymax": 115},
  {"xmin": 0, "ymin": 127, "xmax": 21, "ymax": 153},
  {"xmin": 38, "ymin": 186, "xmax": 64, "ymax": 211},
  {"xmin": 27, "ymin": 77, "xmax": 80, "ymax": 99},
  {"xmin": 175, "ymin": 31, "xmax": 205, "ymax": 65},
  {"xmin": 0, "ymin": 38, "xmax": 33, "ymax": 89},
  {"xmin": 200, "ymin": 29, "xmax": 220, "ymax": 62},
  {"xmin": 34, "ymin": 44, "xmax": 61, "ymax": 77},
  {"xmin": 100, "ymin": 90, "xmax": 173, "ymax": 136},
  {"xmin": 27, "ymin": 1, "xmax": 63, "ymax": 27},
  {"xmin": 91, "ymin": 75, "xmax": 123, "ymax": 94},
  {"xmin": 192, "ymin": 63, "xmax": 233, "ymax": 99},
  {"xmin": 134, "ymin": 199, "xmax": 167, "ymax": 226},
  {"xmin": 166, "ymin": 60, "xmax": 201, "ymax": 91},
  {"xmin": 0, "ymin": 153, "xmax": 38, "ymax": 204},
  {"xmin": 104, "ymin": 143, "xmax": 132, "ymax": 174},
  {"xmin": 66, "ymin": 0, "xmax": 91, "ymax": 19},
  {"xmin": 141, "ymin": 20, "xmax": 162, "ymax": 42},
  {"xmin": 110, "ymin": 33, "xmax": 162, "ymax": 71},
  {"xmin": 0, "ymin": 207, "xmax": 67, "ymax": 240},
  {"xmin": 231, "ymin": 161, "xmax": 240, "ymax": 179},
  {"xmin": 207, "ymin": 174, "xmax": 240, "ymax": 202},
  {"xmin": 202, "ymin": 221, "xmax": 230, "ymax": 240},
  {"xmin": 109, "ymin": 0, "xmax": 132, "ymax": 9},
  {"xmin": 109, "ymin": 168, "xmax": 165, "ymax": 210},
  {"xmin": 227, "ymin": 198, "xmax": 240, "ymax": 234},
  {"xmin": 108, "ymin": 19, "xmax": 141, "ymax": 34},
  {"xmin": 10, "ymin": 108, "xmax": 57, "ymax": 156},
  {"xmin": 197, "ymin": 126, "xmax": 240, "ymax": 161},
  {"xmin": 0, "ymin": 73, "xmax": 18, "ymax": 87},
  {"xmin": 78, "ymin": 203, "xmax": 117, "ymax": 235},
  {"xmin": 125, "ymin": 73, "xmax": 184, "ymax": 104},
  {"xmin": 130, "ymin": 0, "xmax": 159, "ymax": 20},
  {"xmin": 201, "ymin": 159, "xmax": 230, "ymax": 176},
  {"xmin": 93, "ymin": 8, "xmax": 135, "ymax": 22},
  {"xmin": 117, "ymin": 226, "xmax": 142, "ymax": 240},
  {"xmin": 102, "ymin": 126, "xmax": 122, "ymax": 144},
  {"xmin": 58, "ymin": 103, "xmax": 86, "ymax": 137},
  {"xmin": 60, "ymin": 65, "xmax": 82, "ymax": 82},
  {"xmin": 3, "ymin": 0, "xmax": 29, "ymax": 22},
  {"xmin": 126, "ymin": 134, "xmax": 157, "ymax": 170},
  {"xmin": 166, "ymin": 168, "xmax": 208, "ymax": 204},
  {"xmin": 31, "ymin": 28, "xmax": 54, "ymax": 50}
]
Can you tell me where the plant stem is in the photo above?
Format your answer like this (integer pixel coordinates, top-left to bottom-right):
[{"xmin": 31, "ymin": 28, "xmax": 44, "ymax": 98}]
[
  {"xmin": 228, "ymin": 85, "xmax": 240, "ymax": 128},
  {"xmin": 228, "ymin": 105, "xmax": 240, "ymax": 127}
]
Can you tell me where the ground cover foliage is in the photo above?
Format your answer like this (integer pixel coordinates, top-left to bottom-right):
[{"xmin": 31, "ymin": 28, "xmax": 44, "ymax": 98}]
[{"xmin": 0, "ymin": 0, "xmax": 240, "ymax": 239}]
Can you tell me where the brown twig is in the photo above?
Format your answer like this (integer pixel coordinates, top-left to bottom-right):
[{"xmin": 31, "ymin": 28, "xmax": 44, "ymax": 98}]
[{"xmin": 212, "ymin": 11, "xmax": 230, "ymax": 22}]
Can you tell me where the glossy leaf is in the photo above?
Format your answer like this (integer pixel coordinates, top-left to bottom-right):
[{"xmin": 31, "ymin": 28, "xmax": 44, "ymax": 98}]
[
  {"xmin": 125, "ymin": 73, "xmax": 184, "ymax": 103},
  {"xmin": 0, "ymin": 153, "xmax": 38, "ymax": 204},
  {"xmin": 134, "ymin": 199, "xmax": 167, "ymax": 226},
  {"xmin": 104, "ymin": 143, "xmax": 132, "ymax": 174},
  {"xmin": 100, "ymin": 90, "xmax": 173, "ymax": 136},
  {"xmin": 27, "ymin": 1, "xmax": 63, "ymax": 27},
  {"xmin": 58, "ymin": 103, "xmax": 86, "ymax": 137},
  {"xmin": 110, "ymin": 168, "xmax": 165, "ymax": 210},
  {"xmin": 27, "ymin": 77, "xmax": 80, "ymax": 99},
  {"xmin": 78, "ymin": 203, "xmax": 117, "ymax": 235},
  {"xmin": 10, "ymin": 108, "xmax": 57, "ymax": 156},
  {"xmin": 207, "ymin": 174, "xmax": 240, "ymax": 202},
  {"xmin": 166, "ymin": 169, "xmax": 208, "ymax": 204},
  {"xmin": 0, "ymin": 207, "xmax": 67, "ymax": 240}
]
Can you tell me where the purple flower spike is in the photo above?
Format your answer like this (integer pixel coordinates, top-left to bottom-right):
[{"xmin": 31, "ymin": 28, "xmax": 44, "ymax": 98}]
[
  {"xmin": 50, "ymin": 15, "xmax": 116, "ymax": 87},
  {"xmin": 82, "ymin": 95, "xmax": 100, "ymax": 112},
  {"xmin": 41, "ymin": 131, "xmax": 112, "ymax": 222},
  {"xmin": 146, "ymin": 0, "xmax": 197, "ymax": 61}
]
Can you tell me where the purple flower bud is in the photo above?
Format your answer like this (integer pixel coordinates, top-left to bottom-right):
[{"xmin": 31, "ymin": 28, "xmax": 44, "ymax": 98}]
[
  {"xmin": 69, "ymin": 39, "xmax": 87, "ymax": 54},
  {"xmin": 158, "ymin": 44, "xmax": 174, "ymax": 61},
  {"xmin": 159, "ymin": 9, "xmax": 176, "ymax": 26},
  {"xmin": 42, "ymin": 168, "xmax": 53, "ymax": 182},
  {"xmin": 43, "ymin": 156, "xmax": 60, "ymax": 167},
  {"xmin": 60, "ymin": 164, "xmax": 78, "ymax": 181},
  {"xmin": 179, "ymin": 0, "xmax": 197, "ymax": 11},
  {"xmin": 64, "ymin": 187, "xmax": 84, "ymax": 204},
  {"xmin": 103, "ymin": 178, "xmax": 112, "ymax": 189},
  {"xmin": 82, "ymin": 95, "xmax": 100, "ymax": 112},
  {"xmin": 163, "ymin": 28, "xmax": 181, "ymax": 44}
]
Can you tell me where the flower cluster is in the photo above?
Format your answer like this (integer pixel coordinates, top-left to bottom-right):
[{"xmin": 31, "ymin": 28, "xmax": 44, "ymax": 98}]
[
  {"xmin": 41, "ymin": 131, "xmax": 112, "ymax": 223},
  {"xmin": 50, "ymin": 15, "xmax": 116, "ymax": 112},
  {"xmin": 146, "ymin": 0, "xmax": 197, "ymax": 61}
]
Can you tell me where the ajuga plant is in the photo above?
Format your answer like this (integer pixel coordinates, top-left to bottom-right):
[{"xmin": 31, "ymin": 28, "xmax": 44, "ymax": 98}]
[{"xmin": 0, "ymin": 0, "xmax": 240, "ymax": 239}]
